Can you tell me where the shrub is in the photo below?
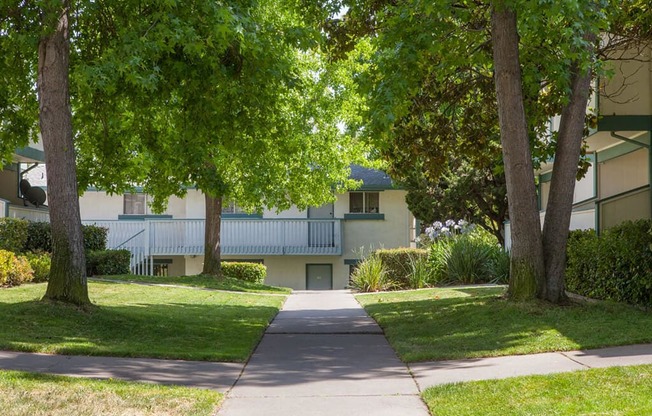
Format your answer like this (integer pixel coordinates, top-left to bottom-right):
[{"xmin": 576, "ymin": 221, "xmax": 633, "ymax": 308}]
[
  {"xmin": 427, "ymin": 226, "xmax": 507, "ymax": 285},
  {"xmin": 24, "ymin": 222, "xmax": 51, "ymax": 253},
  {"xmin": 0, "ymin": 218, "xmax": 29, "ymax": 253},
  {"xmin": 25, "ymin": 251, "xmax": 51, "ymax": 282},
  {"xmin": 566, "ymin": 221, "xmax": 652, "ymax": 307},
  {"xmin": 87, "ymin": 250, "xmax": 131, "ymax": 276},
  {"xmin": 374, "ymin": 248, "xmax": 429, "ymax": 289},
  {"xmin": 0, "ymin": 249, "xmax": 34, "ymax": 286},
  {"xmin": 25, "ymin": 222, "xmax": 108, "ymax": 253},
  {"xmin": 350, "ymin": 254, "xmax": 393, "ymax": 292},
  {"xmin": 83, "ymin": 225, "xmax": 108, "ymax": 251},
  {"xmin": 222, "ymin": 262, "xmax": 267, "ymax": 284}
]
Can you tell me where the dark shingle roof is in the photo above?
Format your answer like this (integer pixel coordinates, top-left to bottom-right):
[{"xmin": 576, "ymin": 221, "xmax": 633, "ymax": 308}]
[{"xmin": 350, "ymin": 165, "xmax": 396, "ymax": 190}]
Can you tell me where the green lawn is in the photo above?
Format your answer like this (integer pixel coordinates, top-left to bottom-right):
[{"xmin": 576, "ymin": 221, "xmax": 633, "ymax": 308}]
[
  {"xmin": 356, "ymin": 287, "xmax": 652, "ymax": 362},
  {"xmin": 93, "ymin": 274, "xmax": 292, "ymax": 294},
  {"xmin": 422, "ymin": 364, "xmax": 652, "ymax": 415},
  {"xmin": 0, "ymin": 281, "xmax": 285, "ymax": 361},
  {"xmin": 0, "ymin": 370, "xmax": 221, "ymax": 416}
]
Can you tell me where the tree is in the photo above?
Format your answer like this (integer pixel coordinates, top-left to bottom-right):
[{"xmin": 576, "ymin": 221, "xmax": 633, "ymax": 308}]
[
  {"xmin": 2, "ymin": 1, "xmax": 89, "ymax": 305},
  {"xmin": 319, "ymin": 0, "xmax": 631, "ymax": 302},
  {"xmin": 73, "ymin": 1, "xmax": 361, "ymax": 277}
]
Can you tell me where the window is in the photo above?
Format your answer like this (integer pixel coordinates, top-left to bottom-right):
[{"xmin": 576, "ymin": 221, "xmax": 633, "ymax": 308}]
[
  {"xmin": 349, "ymin": 192, "xmax": 380, "ymax": 213},
  {"xmin": 222, "ymin": 201, "xmax": 248, "ymax": 215},
  {"xmin": 124, "ymin": 193, "xmax": 146, "ymax": 215}
]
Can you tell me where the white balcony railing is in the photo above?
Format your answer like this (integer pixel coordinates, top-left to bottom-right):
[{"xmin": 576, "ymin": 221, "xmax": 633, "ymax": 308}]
[
  {"xmin": 83, "ymin": 218, "xmax": 343, "ymax": 274},
  {"xmin": 8, "ymin": 205, "xmax": 50, "ymax": 222},
  {"xmin": 0, "ymin": 199, "xmax": 7, "ymax": 217}
]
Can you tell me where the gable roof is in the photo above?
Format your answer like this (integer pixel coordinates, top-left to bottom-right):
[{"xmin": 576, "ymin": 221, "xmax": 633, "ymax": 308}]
[{"xmin": 350, "ymin": 165, "xmax": 396, "ymax": 190}]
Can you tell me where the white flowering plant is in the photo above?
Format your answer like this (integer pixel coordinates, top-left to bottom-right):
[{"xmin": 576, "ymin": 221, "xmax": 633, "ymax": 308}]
[{"xmin": 417, "ymin": 219, "xmax": 474, "ymax": 245}]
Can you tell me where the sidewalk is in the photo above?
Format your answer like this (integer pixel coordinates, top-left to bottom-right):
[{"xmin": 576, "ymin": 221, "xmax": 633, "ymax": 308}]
[{"xmin": 217, "ymin": 290, "xmax": 429, "ymax": 416}]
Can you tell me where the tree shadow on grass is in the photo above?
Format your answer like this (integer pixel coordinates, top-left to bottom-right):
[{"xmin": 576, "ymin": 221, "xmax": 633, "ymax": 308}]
[
  {"xmin": 363, "ymin": 287, "xmax": 652, "ymax": 362},
  {"xmin": 0, "ymin": 299, "xmax": 279, "ymax": 362}
]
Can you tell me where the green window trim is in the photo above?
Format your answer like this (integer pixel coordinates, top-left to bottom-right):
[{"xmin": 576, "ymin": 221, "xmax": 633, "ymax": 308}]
[{"xmin": 343, "ymin": 213, "xmax": 385, "ymax": 220}]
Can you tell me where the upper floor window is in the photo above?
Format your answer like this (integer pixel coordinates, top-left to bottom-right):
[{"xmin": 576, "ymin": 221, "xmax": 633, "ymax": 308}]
[
  {"xmin": 124, "ymin": 193, "xmax": 146, "ymax": 215},
  {"xmin": 349, "ymin": 192, "xmax": 380, "ymax": 213},
  {"xmin": 222, "ymin": 201, "xmax": 247, "ymax": 214}
]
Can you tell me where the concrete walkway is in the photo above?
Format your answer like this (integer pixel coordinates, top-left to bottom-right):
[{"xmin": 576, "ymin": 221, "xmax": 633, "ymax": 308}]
[
  {"xmin": 217, "ymin": 290, "xmax": 429, "ymax": 416},
  {"xmin": 1, "ymin": 289, "xmax": 652, "ymax": 415}
]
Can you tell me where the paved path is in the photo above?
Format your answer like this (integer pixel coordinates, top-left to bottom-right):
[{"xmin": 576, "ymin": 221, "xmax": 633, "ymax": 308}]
[{"xmin": 217, "ymin": 290, "xmax": 429, "ymax": 416}]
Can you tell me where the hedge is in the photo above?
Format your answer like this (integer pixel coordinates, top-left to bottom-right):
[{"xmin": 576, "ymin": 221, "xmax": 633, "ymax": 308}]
[
  {"xmin": 0, "ymin": 218, "xmax": 29, "ymax": 253},
  {"xmin": 374, "ymin": 248, "xmax": 428, "ymax": 288},
  {"xmin": 222, "ymin": 262, "xmax": 267, "ymax": 284},
  {"xmin": 566, "ymin": 220, "xmax": 652, "ymax": 308},
  {"xmin": 24, "ymin": 222, "xmax": 107, "ymax": 253},
  {"xmin": 25, "ymin": 251, "xmax": 51, "ymax": 282},
  {"xmin": 0, "ymin": 249, "xmax": 34, "ymax": 286},
  {"xmin": 87, "ymin": 249, "xmax": 131, "ymax": 276}
]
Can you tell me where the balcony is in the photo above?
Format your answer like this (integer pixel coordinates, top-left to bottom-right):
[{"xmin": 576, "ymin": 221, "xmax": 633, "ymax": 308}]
[
  {"xmin": 83, "ymin": 218, "xmax": 343, "ymax": 258},
  {"xmin": 7, "ymin": 205, "xmax": 50, "ymax": 222}
]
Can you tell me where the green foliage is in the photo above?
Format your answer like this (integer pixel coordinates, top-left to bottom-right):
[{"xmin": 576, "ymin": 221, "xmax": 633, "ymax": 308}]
[
  {"xmin": 350, "ymin": 254, "xmax": 392, "ymax": 292},
  {"xmin": 428, "ymin": 227, "xmax": 508, "ymax": 285},
  {"xmin": 24, "ymin": 251, "xmax": 51, "ymax": 283},
  {"xmin": 566, "ymin": 221, "xmax": 652, "ymax": 307},
  {"xmin": 24, "ymin": 222, "xmax": 107, "ymax": 253},
  {"xmin": 0, "ymin": 250, "xmax": 33, "ymax": 287},
  {"xmin": 86, "ymin": 250, "xmax": 131, "ymax": 277},
  {"xmin": 374, "ymin": 248, "xmax": 429, "ymax": 289},
  {"xmin": 24, "ymin": 222, "xmax": 51, "ymax": 253},
  {"xmin": 221, "ymin": 262, "xmax": 267, "ymax": 284},
  {"xmin": 83, "ymin": 225, "xmax": 108, "ymax": 252},
  {"xmin": 0, "ymin": 218, "xmax": 29, "ymax": 253}
]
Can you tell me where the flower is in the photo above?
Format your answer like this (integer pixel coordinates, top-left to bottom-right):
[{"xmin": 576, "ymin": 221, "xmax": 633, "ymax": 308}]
[
  {"xmin": 433, "ymin": 221, "xmax": 443, "ymax": 229},
  {"xmin": 445, "ymin": 219, "xmax": 455, "ymax": 227}
]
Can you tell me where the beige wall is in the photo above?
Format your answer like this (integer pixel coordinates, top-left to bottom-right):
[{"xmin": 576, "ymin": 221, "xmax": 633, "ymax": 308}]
[
  {"xmin": 598, "ymin": 148, "xmax": 648, "ymax": 199},
  {"xmin": 600, "ymin": 47, "xmax": 652, "ymax": 117},
  {"xmin": 600, "ymin": 188, "xmax": 650, "ymax": 230},
  {"xmin": 79, "ymin": 190, "xmax": 187, "ymax": 220},
  {"xmin": 341, "ymin": 190, "xmax": 412, "ymax": 257},
  {"xmin": 186, "ymin": 254, "xmax": 349, "ymax": 289}
]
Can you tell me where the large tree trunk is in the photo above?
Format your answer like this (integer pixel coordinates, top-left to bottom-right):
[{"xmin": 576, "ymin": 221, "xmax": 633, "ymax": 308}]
[
  {"xmin": 40, "ymin": 3, "xmax": 90, "ymax": 306},
  {"xmin": 202, "ymin": 194, "xmax": 222, "ymax": 277},
  {"xmin": 541, "ymin": 65, "xmax": 593, "ymax": 303},
  {"xmin": 491, "ymin": 5, "xmax": 545, "ymax": 300}
]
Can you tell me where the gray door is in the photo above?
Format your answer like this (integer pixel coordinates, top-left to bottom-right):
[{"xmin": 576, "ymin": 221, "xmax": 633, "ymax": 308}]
[
  {"xmin": 306, "ymin": 264, "xmax": 333, "ymax": 290},
  {"xmin": 308, "ymin": 203, "xmax": 334, "ymax": 247}
]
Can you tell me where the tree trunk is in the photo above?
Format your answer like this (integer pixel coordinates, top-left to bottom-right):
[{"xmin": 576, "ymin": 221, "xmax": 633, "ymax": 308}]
[
  {"xmin": 541, "ymin": 65, "xmax": 593, "ymax": 303},
  {"xmin": 39, "ymin": 3, "xmax": 90, "ymax": 306},
  {"xmin": 491, "ymin": 5, "xmax": 545, "ymax": 300},
  {"xmin": 202, "ymin": 194, "xmax": 222, "ymax": 277}
]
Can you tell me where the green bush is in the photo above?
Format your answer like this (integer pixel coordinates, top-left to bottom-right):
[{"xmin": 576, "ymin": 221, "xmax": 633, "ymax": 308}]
[
  {"xmin": 566, "ymin": 221, "xmax": 652, "ymax": 307},
  {"xmin": 0, "ymin": 218, "xmax": 29, "ymax": 253},
  {"xmin": 25, "ymin": 222, "xmax": 108, "ymax": 253},
  {"xmin": 222, "ymin": 262, "xmax": 267, "ymax": 284},
  {"xmin": 350, "ymin": 254, "xmax": 393, "ymax": 292},
  {"xmin": 87, "ymin": 250, "xmax": 131, "ymax": 276},
  {"xmin": 0, "ymin": 249, "xmax": 34, "ymax": 286},
  {"xmin": 428, "ymin": 227, "xmax": 507, "ymax": 285},
  {"xmin": 24, "ymin": 222, "xmax": 51, "ymax": 253},
  {"xmin": 375, "ymin": 248, "xmax": 429, "ymax": 288},
  {"xmin": 83, "ymin": 225, "xmax": 108, "ymax": 251},
  {"xmin": 24, "ymin": 251, "xmax": 51, "ymax": 282}
]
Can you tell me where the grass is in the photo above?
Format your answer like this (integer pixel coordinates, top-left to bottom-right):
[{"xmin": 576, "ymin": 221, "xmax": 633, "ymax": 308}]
[
  {"xmin": 422, "ymin": 364, "xmax": 652, "ymax": 415},
  {"xmin": 0, "ymin": 370, "xmax": 221, "ymax": 416},
  {"xmin": 0, "ymin": 281, "xmax": 285, "ymax": 361},
  {"xmin": 93, "ymin": 274, "xmax": 292, "ymax": 294},
  {"xmin": 356, "ymin": 286, "xmax": 652, "ymax": 362}
]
